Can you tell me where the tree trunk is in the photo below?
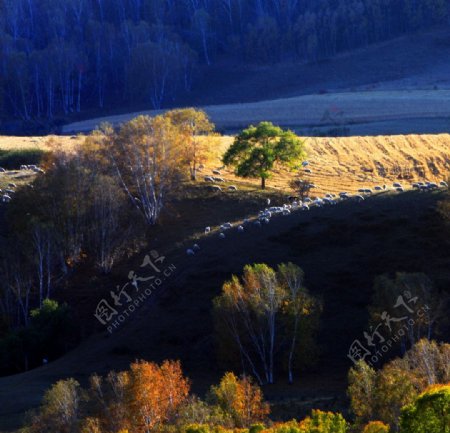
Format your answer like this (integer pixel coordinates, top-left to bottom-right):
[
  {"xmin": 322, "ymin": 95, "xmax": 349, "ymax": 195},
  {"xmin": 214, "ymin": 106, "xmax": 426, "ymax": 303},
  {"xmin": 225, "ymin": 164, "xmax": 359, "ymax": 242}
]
[{"xmin": 261, "ymin": 177, "xmax": 266, "ymax": 189}]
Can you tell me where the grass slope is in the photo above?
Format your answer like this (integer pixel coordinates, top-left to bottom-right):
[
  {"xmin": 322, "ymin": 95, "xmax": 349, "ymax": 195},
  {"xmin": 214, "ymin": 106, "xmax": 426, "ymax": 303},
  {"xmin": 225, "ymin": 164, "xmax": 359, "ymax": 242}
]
[{"xmin": 0, "ymin": 188, "xmax": 449, "ymax": 431}]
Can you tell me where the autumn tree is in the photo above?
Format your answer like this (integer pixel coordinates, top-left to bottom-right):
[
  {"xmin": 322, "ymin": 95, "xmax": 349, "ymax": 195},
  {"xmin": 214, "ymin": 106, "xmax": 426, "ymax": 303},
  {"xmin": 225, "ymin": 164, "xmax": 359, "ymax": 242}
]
[
  {"xmin": 208, "ymin": 372, "xmax": 269, "ymax": 427},
  {"xmin": 348, "ymin": 340, "xmax": 450, "ymax": 430},
  {"xmin": 30, "ymin": 379, "xmax": 81, "ymax": 433},
  {"xmin": 362, "ymin": 421, "xmax": 390, "ymax": 433},
  {"xmin": 348, "ymin": 360, "xmax": 377, "ymax": 427},
  {"xmin": 400, "ymin": 384, "xmax": 450, "ymax": 433},
  {"xmin": 223, "ymin": 122, "xmax": 306, "ymax": 189},
  {"xmin": 213, "ymin": 263, "xmax": 320, "ymax": 384},
  {"xmin": 298, "ymin": 410, "xmax": 348, "ymax": 433},
  {"xmin": 95, "ymin": 115, "xmax": 184, "ymax": 226},
  {"xmin": 166, "ymin": 108, "xmax": 216, "ymax": 180},
  {"xmin": 369, "ymin": 273, "xmax": 448, "ymax": 352},
  {"xmin": 126, "ymin": 360, "xmax": 190, "ymax": 433}
]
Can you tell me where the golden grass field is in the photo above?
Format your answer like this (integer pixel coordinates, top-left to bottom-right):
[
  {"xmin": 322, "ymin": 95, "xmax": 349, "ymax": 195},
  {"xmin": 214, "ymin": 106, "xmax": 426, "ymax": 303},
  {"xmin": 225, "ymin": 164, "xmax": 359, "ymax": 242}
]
[
  {"xmin": 1, "ymin": 133, "xmax": 449, "ymax": 196},
  {"xmin": 61, "ymin": 90, "xmax": 450, "ymax": 134},
  {"xmin": 205, "ymin": 134, "xmax": 450, "ymax": 195}
]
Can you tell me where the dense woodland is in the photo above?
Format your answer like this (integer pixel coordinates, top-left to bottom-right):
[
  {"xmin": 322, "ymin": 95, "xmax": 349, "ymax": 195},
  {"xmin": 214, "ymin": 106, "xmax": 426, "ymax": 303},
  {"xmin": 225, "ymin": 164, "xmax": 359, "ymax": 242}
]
[{"xmin": 0, "ymin": 0, "xmax": 448, "ymax": 128}]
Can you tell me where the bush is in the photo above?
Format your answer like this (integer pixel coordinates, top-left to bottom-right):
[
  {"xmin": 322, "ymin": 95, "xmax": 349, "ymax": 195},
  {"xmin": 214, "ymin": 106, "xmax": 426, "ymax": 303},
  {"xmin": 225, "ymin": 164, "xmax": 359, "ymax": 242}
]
[
  {"xmin": 362, "ymin": 421, "xmax": 390, "ymax": 433},
  {"xmin": 0, "ymin": 148, "xmax": 46, "ymax": 169},
  {"xmin": 400, "ymin": 384, "xmax": 450, "ymax": 433}
]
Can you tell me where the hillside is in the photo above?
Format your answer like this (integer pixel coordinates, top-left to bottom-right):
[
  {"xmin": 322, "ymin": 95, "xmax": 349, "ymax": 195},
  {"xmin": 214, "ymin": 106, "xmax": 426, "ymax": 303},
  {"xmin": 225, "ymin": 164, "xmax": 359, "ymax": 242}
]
[
  {"xmin": 0, "ymin": 131, "xmax": 450, "ymax": 430},
  {"xmin": 0, "ymin": 188, "xmax": 448, "ymax": 431}
]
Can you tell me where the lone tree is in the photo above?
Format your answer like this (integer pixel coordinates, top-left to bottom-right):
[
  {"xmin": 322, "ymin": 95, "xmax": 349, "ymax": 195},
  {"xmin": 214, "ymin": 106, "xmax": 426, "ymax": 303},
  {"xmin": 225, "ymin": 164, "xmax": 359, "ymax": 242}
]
[{"xmin": 222, "ymin": 122, "xmax": 306, "ymax": 189}]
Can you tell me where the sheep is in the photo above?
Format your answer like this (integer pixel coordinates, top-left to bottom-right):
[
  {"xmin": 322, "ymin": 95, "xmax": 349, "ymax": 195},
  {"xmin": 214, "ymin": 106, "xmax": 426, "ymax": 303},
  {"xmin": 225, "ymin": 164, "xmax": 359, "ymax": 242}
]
[
  {"xmin": 228, "ymin": 185, "xmax": 238, "ymax": 191},
  {"xmin": 210, "ymin": 185, "xmax": 222, "ymax": 192},
  {"xmin": 204, "ymin": 176, "xmax": 215, "ymax": 182},
  {"xmin": 304, "ymin": 169, "xmax": 312, "ymax": 174},
  {"xmin": 440, "ymin": 181, "xmax": 448, "ymax": 187},
  {"xmin": 288, "ymin": 196, "xmax": 299, "ymax": 202},
  {"xmin": 219, "ymin": 232, "xmax": 226, "ymax": 239},
  {"xmin": 8, "ymin": 183, "xmax": 16, "ymax": 188},
  {"xmin": 354, "ymin": 195, "xmax": 365, "ymax": 202},
  {"xmin": 28, "ymin": 165, "xmax": 38, "ymax": 170},
  {"xmin": 427, "ymin": 182, "xmax": 438, "ymax": 190},
  {"xmin": 5, "ymin": 189, "xmax": 15, "ymax": 195},
  {"xmin": 266, "ymin": 198, "xmax": 271, "ymax": 206},
  {"xmin": 301, "ymin": 204, "xmax": 310, "ymax": 211},
  {"xmin": 303, "ymin": 197, "xmax": 312, "ymax": 203},
  {"xmin": 243, "ymin": 218, "xmax": 250, "ymax": 225},
  {"xmin": 393, "ymin": 182, "xmax": 402, "ymax": 188},
  {"xmin": 254, "ymin": 220, "xmax": 262, "ymax": 227},
  {"xmin": 325, "ymin": 193, "xmax": 333, "ymax": 199},
  {"xmin": 186, "ymin": 249, "xmax": 195, "ymax": 256},
  {"xmin": 2, "ymin": 194, "xmax": 11, "ymax": 203},
  {"xmin": 238, "ymin": 225, "xmax": 245, "ymax": 232},
  {"xmin": 374, "ymin": 186, "xmax": 383, "ymax": 191},
  {"xmin": 364, "ymin": 188, "xmax": 373, "ymax": 194},
  {"xmin": 20, "ymin": 165, "xmax": 29, "ymax": 170},
  {"xmin": 0, "ymin": 167, "xmax": 5, "ymax": 172},
  {"xmin": 198, "ymin": 164, "xmax": 205, "ymax": 169},
  {"xmin": 193, "ymin": 244, "xmax": 201, "ymax": 252},
  {"xmin": 220, "ymin": 222, "xmax": 233, "ymax": 230},
  {"xmin": 214, "ymin": 177, "xmax": 225, "ymax": 182},
  {"xmin": 32, "ymin": 167, "xmax": 45, "ymax": 174},
  {"xmin": 339, "ymin": 192, "xmax": 348, "ymax": 198},
  {"xmin": 396, "ymin": 187, "xmax": 404, "ymax": 192},
  {"xmin": 412, "ymin": 183, "xmax": 421, "ymax": 189},
  {"xmin": 302, "ymin": 161, "xmax": 310, "ymax": 167},
  {"xmin": 309, "ymin": 183, "xmax": 316, "ymax": 189},
  {"xmin": 212, "ymin": 170, "xmax": 221, "ymax": 175},
  {"xmin": 282, "ymin": 209, "xmax": 291, "ymax": 216},
  {"xmin": 263, "ymin": 217, "xmax": 270, "ymax": 224},
  {"xmin": 205, "ymin": 226, "xmax": 211, "ymax": 234}
]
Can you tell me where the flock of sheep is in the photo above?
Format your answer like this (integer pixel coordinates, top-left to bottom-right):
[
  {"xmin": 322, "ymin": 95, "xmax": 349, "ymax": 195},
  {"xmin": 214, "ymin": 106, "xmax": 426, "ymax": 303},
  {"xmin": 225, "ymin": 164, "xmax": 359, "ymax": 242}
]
[
  {"xmin": 185, "ymin": 167, "xmax": 449, "ymax": 256},
  {"xmin": 0, "ymin": 165, "xmax": 45, "ymax": 203}
]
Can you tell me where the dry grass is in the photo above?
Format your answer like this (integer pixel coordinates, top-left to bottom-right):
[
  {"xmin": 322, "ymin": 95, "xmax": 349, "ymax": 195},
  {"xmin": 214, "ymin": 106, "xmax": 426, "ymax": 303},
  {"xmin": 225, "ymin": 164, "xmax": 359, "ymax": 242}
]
[
  {"xmin": 202, "ymin": 134, "xmax": 450, "ymax": 195},
  {"xmin": 1, "ymin": 133, "xmax": 449, "ymax": 196}
]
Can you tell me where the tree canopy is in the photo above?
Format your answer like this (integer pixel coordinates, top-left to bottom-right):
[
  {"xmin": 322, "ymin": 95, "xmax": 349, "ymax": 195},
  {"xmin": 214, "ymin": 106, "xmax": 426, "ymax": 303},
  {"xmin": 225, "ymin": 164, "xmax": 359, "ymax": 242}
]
[{"xmin": 222, "ymin": 122, "xmax": 306, "ymax": 189}]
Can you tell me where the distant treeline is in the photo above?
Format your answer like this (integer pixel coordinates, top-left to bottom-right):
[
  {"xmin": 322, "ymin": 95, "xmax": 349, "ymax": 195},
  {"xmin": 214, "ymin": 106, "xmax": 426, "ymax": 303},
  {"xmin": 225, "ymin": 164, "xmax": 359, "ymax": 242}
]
[{"xmin": 0, "ymin": 0, "xmax": 448, "ymax": 125}]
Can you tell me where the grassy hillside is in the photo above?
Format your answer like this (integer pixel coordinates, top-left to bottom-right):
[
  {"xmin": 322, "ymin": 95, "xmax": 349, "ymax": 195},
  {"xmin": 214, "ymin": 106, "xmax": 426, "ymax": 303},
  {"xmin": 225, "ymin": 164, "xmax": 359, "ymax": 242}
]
[{"xmin": 0, "ymin": 186, "xmax": 448, "ymax": 431}]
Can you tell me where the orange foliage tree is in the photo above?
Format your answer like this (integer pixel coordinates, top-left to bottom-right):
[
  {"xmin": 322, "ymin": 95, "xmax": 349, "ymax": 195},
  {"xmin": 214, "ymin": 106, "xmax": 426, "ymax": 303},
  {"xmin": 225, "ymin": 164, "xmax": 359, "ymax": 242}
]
[
  {"xmin": 126, "ymin": 360, "xmax": 190, "ymax": 433},
  {"xmin": 209, "ymin": 372, "xmax": 270, "ymax": 427}
]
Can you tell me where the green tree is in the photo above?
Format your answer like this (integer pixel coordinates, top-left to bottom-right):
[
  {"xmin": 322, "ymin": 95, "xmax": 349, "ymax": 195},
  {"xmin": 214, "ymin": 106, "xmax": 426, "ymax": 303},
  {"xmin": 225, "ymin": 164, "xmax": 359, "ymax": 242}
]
[
  {"xmin": 400, "ymin": 384, "xmax": 450, "ymax": 433},
  {"xmin": 223, "ymin": 122, "xmax": 305, "ymax": 189},
  {"xmin": 299, "ymin": 410, "xmax": 348, "ymax": 433}
]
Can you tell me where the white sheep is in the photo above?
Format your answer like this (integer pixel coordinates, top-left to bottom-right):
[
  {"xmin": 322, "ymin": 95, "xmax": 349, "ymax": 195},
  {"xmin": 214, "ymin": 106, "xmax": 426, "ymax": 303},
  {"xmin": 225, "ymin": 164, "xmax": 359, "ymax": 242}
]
[
  {"xmin": 393, "ymin": 182, "xmax": 402, "ymax": 188},
  {"xmin": 0, "ymin": 167, "xmax": 5, "ymax": 172},
  {"xmin": 301, "ymin": 204, "xmax": 310, "ymax": 211},
  {"xmin": 5, "ymin": 189, "xmax": 15, "ymax": 195},
  {"xmin": 210, "ymin": 185, "xmax": 222, "ymax": 192},
  {"xmin": 212, "ymin": 170, "xmax": 221, "ymax": 175},
  {"xmin": 2, "ymin": 194, "xmax": 11, "ymax": 203},
  {"xmin": 204, "ymin": 176, "xmax": 214, "ymax": 182},
  {"xmin": 304, "ymin": 169, "xmax": 312, "ymax": 174},
  {"xmin": 205, "ymin": 226, "xmax": 211, "ymax": 234},
  {"xmin": 238, "ymin": 225, "xmax": 244, "ymax": 232},
  {"xmin": 214, "ymin": 177, "xmax": 225, "ymax": 182},
  {"xmin": 354, "ymin": 195, "xmax": 365, "ymax": 202},
  {"xmin": 8, "ymin": 183, "xmax": 16, "ymax": 188},
  {"xmin": 228, "ymin": 185, "xmax": 238, "ymax": 191},
  {"xmin": 193, "ymin": 244, "xmax": 201, "ymax": 252},
  {"xmin": 396, "ymin": 187, "xmax": 404, "ymax": 192},
  {"xmin": 440, "ymin": 181, "xmax": 448, "ymax": 187},
  {"xmin": 254, "ymin": 220, "xmax": 262, "ymax": 227},
  {"xmin": 302, "ymin": 161, "xmax": 310, "ymax": 167},
  {"xmin": 266, "ymin": 198, "xmax": 271, "ymax": 206},
  {"xmin": 220, "ymin": 222, "xmax": 233, "ymax": 230},
  {"xmin": 282, "ymin": 209, "xmax": 291, "ymax": 215},
  {"xmin": 219, "ymin": 232, "xmax": 226, "ymax": 239},
  {"xmin": 186, "ymin": 249, "xmax": 195, "ymax": 256}
]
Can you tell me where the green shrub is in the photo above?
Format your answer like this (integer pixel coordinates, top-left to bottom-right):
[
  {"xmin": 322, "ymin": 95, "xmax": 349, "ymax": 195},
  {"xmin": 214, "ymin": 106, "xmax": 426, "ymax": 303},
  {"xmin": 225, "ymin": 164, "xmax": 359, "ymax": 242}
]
[{"xmin": 0, "ymin": 148, "xmax": 47, "ymax": 169}]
